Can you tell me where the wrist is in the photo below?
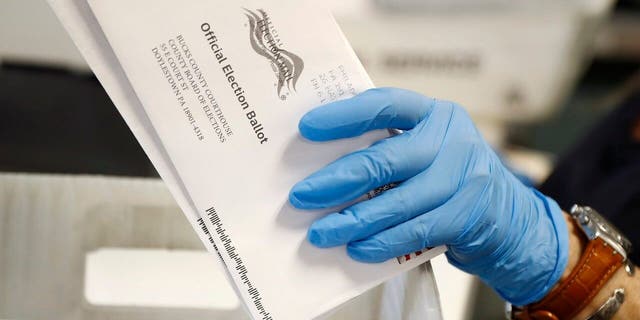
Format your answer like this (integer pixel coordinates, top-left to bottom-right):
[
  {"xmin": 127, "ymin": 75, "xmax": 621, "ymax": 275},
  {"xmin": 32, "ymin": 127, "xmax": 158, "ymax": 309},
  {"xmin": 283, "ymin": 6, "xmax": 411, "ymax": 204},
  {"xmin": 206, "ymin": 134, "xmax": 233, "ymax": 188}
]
[{"xmin": 558, "ymin": 212, "xmax": 586, "ymax": 286}]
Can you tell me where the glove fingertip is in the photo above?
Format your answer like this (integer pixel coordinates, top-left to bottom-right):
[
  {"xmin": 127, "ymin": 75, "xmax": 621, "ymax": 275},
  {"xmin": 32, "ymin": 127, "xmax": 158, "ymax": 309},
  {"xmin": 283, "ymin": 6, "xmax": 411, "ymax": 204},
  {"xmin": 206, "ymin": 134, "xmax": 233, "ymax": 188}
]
[
  {"xmin": 288, "ymin": 193, "xmax": 307, "ymax": 209},
  {"xmin": 298, "ymin": 115, "xmax": 329, "ymax": 142},
  {"xmin": 288, "ymin": 182, "xmax": 319, "ymax": 209},
  {"xmin": 307, "ymin": 227, "xmax": 331, "ymax": 248}
]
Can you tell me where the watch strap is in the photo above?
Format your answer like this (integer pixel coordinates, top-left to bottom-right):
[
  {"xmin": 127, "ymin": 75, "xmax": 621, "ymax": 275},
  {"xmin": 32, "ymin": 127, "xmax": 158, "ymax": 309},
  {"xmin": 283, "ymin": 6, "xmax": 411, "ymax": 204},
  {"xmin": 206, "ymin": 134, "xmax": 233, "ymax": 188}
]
[{"xmin": 513, "ymin": 237, "xmax": 624, "ymax": 319}]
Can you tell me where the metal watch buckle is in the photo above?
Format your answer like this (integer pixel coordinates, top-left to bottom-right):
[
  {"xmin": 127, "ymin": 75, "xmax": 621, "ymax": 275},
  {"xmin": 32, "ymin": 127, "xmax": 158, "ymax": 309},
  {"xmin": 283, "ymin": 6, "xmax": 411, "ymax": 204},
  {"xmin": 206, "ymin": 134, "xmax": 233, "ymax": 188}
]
[
  {"xmin": 586, "ymin": 288, "xmax": 625, "ymax": 320},
  {"xmin": 506, "ymin": 290, "xmax": 626, "ymax": 320},
  {"xmin": 505, "ymin": 303, "xmax": 513, "ymax": 320}
]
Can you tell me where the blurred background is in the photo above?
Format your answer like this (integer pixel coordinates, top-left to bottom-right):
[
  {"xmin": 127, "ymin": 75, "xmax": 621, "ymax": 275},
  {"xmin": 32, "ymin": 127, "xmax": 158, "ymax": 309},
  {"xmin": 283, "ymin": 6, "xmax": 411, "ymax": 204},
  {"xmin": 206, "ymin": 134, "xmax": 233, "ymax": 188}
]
[{"xmin": 1, "ymin": 0, "xmax": 639, "ymax": 319}]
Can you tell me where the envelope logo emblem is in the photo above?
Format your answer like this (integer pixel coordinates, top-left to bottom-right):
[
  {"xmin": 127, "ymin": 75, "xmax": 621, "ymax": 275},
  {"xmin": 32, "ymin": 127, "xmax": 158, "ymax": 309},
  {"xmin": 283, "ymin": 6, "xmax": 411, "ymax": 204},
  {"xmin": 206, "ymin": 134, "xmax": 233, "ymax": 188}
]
[{"xmin": 244, "ymin": 9, "xmax": 304, "ymax": 100}]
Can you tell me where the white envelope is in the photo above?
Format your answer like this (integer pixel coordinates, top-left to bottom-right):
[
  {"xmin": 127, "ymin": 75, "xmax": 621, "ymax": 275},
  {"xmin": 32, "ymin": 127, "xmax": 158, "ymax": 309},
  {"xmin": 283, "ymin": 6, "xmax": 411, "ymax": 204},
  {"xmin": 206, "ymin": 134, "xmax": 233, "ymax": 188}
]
[{"xmin": 46, "ymin": 0, "xmax": 446, "ymax": 319}]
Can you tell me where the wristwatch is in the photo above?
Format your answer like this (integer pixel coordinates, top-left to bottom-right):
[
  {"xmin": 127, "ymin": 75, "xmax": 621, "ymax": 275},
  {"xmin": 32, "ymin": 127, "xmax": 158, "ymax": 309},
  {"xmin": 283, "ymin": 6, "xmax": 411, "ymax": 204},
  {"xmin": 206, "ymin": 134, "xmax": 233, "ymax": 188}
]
[{"xmin": 507, "ymin": 205, "xmax": 634, "ymax": 320}]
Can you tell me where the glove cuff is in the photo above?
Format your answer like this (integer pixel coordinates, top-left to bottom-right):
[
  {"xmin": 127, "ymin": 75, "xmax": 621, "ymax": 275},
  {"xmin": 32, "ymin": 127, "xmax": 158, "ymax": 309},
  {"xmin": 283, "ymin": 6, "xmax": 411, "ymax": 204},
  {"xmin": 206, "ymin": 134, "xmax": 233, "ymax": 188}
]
[
  {"xmin": 443, "ymin": 187, "xmax": 569, "ymax": 306},
  {"xmin": 509, "ymin": 190, "xmax": 569, "ymax": 305}
]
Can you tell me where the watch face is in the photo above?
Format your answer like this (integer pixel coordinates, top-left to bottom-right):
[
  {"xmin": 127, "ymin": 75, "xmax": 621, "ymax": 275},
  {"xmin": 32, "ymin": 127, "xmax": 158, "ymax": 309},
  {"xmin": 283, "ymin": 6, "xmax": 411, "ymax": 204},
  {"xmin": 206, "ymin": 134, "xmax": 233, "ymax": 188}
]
[{"xmin": 577, "ymin": 206, "xmax": 633, "ymax": 256}]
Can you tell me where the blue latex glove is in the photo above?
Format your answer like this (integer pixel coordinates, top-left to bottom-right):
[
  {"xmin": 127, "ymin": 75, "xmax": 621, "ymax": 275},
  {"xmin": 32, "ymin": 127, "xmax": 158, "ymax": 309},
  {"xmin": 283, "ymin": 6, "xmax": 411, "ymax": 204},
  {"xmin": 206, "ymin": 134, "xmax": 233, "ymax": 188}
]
[{"xmin": 289, "ymin": 88, "xmax": 568, "ymax": 306}]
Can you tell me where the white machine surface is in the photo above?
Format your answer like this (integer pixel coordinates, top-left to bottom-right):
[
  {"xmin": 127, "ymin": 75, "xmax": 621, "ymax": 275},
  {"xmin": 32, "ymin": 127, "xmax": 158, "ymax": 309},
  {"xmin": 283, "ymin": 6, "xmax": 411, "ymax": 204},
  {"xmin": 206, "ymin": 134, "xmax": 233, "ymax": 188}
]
[{"xmin": 0, "ymin": 0, "xmax": 88, "ymax": 70}]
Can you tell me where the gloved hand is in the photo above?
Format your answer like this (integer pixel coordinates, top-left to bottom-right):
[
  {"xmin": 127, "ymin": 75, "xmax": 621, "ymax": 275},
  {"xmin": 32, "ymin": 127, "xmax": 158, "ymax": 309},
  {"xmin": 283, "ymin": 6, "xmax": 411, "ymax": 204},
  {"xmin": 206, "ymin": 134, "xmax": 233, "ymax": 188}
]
[{"xmin": 289, "ymin": 87, "xmax": 569, "ymax": 306}]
